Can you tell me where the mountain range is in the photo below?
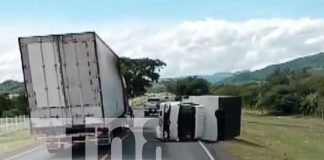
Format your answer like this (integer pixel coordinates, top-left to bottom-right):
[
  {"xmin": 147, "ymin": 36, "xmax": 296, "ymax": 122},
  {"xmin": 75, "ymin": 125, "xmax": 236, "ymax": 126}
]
[
  {"xmin": 197, "ymin": 72, "xmax": 234, "ymax": 83},
  {"xmin": 1, "ymin": 52, "xmax": 324, "ymax": 94},
  {"xmin": 0, "ymin": 80, "xmax": 24, "ymax": 94},
  {"xmin": 174, "ymin": 52, "xmax": 324, "ymax": 84},
  {"xmin": 219, "ymin": 52, "xmax": 324, "ymax": 84}
]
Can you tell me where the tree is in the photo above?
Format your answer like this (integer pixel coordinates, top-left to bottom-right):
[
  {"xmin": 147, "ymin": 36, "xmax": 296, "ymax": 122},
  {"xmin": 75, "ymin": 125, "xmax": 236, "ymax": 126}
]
[
  {"xmin": 167, "ymin": 76, "xmax": 210, "ymax": 96},
  {"xmin": 146, "ymin": 83, "xmax": 167, "ymax": 93},
  {"xmin": 266, "ymin": 68, "xmax": 289, "ymax": 85},
  {"xmin": 11, "ymin": 93, "xmax": 28, "ymax": 115},
  {"xmin": 257, "ymin": 84, "xmax": 299, "ymax": 115},
  {"xmin": 209, "ymin": 67, "xmax": 324, "ymax": 116},
  {"xmin": 210, "ymin": 84, "xmax": 241, "ymax": 96},
  {"xmin": 2, "ymin": 108, "xmax": 21, "ymax": 117},
  {"xmin": 162, "ymin": 79, "xmax": 177, "ymax": 94},
  {"xmin": 119, "ymin": 57, "xmax": 166, "ymax": 97},
  {"xmin": 240, "ymin": 84, "xmax": 259, "ymax": 109},
  {"xmin": 300, "ymin": 93, "xmax": 319, "ymax": 116},
  {"xmin": 0, "ymin": 93, "xmax": 27, "ymax": 117},
  {"xmin": 0, "ymin": 94, "xmax": 12, "ymax": 117}
]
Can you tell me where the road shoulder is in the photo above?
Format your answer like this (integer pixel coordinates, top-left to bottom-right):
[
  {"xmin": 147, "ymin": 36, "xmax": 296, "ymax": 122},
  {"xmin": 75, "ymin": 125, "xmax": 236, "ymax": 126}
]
[
  {"xmin": 1, "ymin": 140, "xmax": 43, "ymax": 160},
  {"xmin": 202, "ymin": 141, "xmax": 239, "ymax": 160}
]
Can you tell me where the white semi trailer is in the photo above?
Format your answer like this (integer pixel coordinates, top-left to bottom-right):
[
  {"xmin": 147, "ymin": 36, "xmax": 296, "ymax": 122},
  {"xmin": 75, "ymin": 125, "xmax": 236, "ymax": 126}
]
[{"xmin": 19, "ymin": 32, "xmax": 131, "ymax": 152}]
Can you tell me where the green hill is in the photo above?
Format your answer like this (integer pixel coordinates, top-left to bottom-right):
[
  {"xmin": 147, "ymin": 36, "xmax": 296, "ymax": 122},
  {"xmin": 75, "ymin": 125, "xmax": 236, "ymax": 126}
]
[
  {"xmin": 221, "ymin": 52, "xmax": 324, "ymax": 84},
  {"xmin": 197, "ymin": 72, "xmax": 233, "ymax": 83},
  {"xmin": 0, "ymin": 80, "xmax": 24, "ymax": 94},
  {"xmin": 2, "ymin": 52, "xmax": 324, "ymax": 93}
]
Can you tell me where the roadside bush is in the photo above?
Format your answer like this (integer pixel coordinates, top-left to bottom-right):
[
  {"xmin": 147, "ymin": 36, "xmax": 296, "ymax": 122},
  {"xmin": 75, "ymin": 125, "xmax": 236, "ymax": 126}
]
[
  {"xmin": 167, "ymin": 76, "xmax": 210, "ymax": 96},
  {"xmin": 213, "ymin": 69, "xmax": 324, "ymax": 116},
  {"xmin": 300, "ymin": 93, "xmax": 319, "ymax": 116},
  {"xmin": 2, "ymin": 108, "xmax": 22, "ymax": 117}
]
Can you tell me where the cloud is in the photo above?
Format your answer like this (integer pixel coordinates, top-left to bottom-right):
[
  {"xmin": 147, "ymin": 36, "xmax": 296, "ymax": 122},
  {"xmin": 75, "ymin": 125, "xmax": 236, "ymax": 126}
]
[
  {"xmin": 101, "ymin": 18, "xmax": 324, "ymax": 77},
  {"xmin": 1, "ymin": 18, "xmax": 324, "ymax": 82}
]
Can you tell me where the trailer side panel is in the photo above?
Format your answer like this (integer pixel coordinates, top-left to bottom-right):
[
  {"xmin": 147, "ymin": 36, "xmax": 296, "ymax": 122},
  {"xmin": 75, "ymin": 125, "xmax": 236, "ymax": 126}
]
[{"xmin": 95, "ymin": 35, "xmax": 125, "ymax": 118}]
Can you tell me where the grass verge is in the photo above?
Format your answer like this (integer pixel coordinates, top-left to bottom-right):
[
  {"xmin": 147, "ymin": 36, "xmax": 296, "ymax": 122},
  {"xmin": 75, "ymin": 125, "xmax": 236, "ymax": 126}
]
[
  {"xmin": 222, "ymin": 110, "xmax": 324, "ymax": 160},
  {"xmin": 131, "ymin": 96, "xmax": 145, "ymax": 109},
  {"xmin": 0, "ymin": 130, "xmax": 37, "ymax": 158}
]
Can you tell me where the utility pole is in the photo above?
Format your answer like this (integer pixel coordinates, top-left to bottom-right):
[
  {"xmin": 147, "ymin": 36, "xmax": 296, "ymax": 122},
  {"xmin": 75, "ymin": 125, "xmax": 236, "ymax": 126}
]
[
  {"xmin": 5, "ymin": 116, "xmax": 8, "ymax": 134},
  {"xmin": 322, "ymin": 105, "xmax": 324, "ymax": 119}
]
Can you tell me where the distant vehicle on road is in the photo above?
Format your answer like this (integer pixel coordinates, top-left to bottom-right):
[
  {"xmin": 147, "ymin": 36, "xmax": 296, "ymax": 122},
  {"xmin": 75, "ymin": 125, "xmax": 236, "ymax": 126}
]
[{"xmin": 144, "ymin": 98, "xmax": 161, "ymax": 117}]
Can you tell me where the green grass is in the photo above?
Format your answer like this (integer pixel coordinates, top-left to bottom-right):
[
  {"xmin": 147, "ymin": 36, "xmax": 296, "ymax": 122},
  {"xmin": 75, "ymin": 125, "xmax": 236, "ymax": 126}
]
[
  {"xmin": 222, "ymin": 110, "xmax": 324, "ymax": 160},
  {"xmin": 130, "ymin": 96, "xmax": 145, "ymax": 109},
  {"xmin": 0, "ymin": 130, "xmax": 35, "ymax": 157}
]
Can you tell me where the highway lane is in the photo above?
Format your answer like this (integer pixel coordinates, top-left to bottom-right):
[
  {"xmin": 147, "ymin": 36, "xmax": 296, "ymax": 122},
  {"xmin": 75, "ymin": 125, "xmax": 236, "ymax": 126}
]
[
  {"xmin": 117, "ymin": 109, "xmax": 211, "ymax": 160},
  {"xmin": 6, "ymin": 108, "xmax": 214, "ymax": 160}
]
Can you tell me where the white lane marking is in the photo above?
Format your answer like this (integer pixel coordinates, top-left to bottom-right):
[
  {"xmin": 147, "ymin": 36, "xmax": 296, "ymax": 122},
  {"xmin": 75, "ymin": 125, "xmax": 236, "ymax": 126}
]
[
  {"xmin": 198, "ymin": 141, "xmax": 215, "ymax": 160},
  {"xmin": 156, "ymin": 146, "xmax": 162, "ymax": 160},
  {"xmin": 5, "ymin": 145, "xmax": 45, "ymax": 160},
  {"xmin": 5, "ymin": 130, "xmax": 131, "ymax": 160},
  {"xmin": 100, "ymin": 154, "xmax": 110, "ymax": 160}
]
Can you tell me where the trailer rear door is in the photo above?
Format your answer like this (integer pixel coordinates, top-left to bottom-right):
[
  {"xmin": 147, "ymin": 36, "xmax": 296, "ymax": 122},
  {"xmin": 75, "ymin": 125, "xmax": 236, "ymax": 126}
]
[
  {"xmin": 20, "ymin": 36, "xmax": 68, "ymax": 128},
  {"xmin": 59, "ymin": 34, "xmax": 103, "ymax": 125},
  {"xmin": 19, "ymin": 33, "xmax": 103, "ymax": 128}
]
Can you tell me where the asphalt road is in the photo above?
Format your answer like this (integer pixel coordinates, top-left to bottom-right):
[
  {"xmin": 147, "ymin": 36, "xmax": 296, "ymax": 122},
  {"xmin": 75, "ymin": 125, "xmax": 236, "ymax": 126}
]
[{"xmin": 5, "ymin": 109, "xmax": 218, "ymax": 160}]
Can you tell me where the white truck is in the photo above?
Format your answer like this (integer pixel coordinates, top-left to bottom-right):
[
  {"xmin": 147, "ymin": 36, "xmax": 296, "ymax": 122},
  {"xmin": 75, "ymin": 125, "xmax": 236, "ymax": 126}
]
[
  {"xmin": 19, "ymin": 32, "xmax": 131, "ymax": 153},
  {"xmin": 156, "ymin": 96, "xmax": 241, "ymax": 141},
  {"xmin": 144, "ymin": 97, "xmax": 161, "ymax": 117},
  {"xmin": 156, "ymin": 102, "xmax": 205, "ymax": 141}
]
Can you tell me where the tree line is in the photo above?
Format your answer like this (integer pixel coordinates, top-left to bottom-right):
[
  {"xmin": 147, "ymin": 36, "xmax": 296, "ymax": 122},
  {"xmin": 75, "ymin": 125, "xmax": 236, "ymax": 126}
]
[
  {"xmin": 0, "ymin": 93, "xmax": 28, "ymax": 117},
  {"xmin": 211, "ymin": 69, "xmax": 324, "ymax": 116},
  {"xmin": 2, "ymin": 55, "xmax": 324, "ymax": 117},
  {"xmin": 164, "ymin": 69, "xmax": 324, "ymax": 117}
]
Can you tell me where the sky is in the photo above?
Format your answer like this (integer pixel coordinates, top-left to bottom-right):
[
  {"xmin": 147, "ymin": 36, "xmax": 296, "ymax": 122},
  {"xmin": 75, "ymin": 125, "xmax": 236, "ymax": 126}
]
[{"xmin": 1, "ymin": 0, "xmax": 324, "ymax": 82}]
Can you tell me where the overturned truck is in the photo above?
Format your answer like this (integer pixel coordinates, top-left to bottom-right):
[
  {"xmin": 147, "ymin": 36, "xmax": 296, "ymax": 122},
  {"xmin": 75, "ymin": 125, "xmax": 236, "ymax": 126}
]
[{"xmin": 156, "ymin": 96, "xmax": 241, "ymax": 141}]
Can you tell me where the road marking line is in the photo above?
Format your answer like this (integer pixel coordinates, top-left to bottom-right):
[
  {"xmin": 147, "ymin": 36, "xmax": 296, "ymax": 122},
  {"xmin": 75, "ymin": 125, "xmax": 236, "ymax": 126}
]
[
  {"xmin": 198, "ymin": 141, "xmax": 215, "ymax": 160},
  {"xmin": 5, "ymin": 145, "xmax": 45, "ymax": 160},
  {"xmin": 100, "ymin": 154, "xmax": 110, "ymax": 160},
  {"xmin": 5, "ymin": 132, "xmax": 128, "ymax": 160},
  {"xmin": 100, "ymin": 131, "xmax": 128, "ymax": 160}
]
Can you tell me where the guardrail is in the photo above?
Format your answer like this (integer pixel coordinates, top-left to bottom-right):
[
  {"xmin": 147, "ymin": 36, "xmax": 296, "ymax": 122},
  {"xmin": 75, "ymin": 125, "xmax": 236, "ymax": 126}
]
[{"xmin": 0, "ymin": 115, "xmax": 30, "ymax": 136}]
